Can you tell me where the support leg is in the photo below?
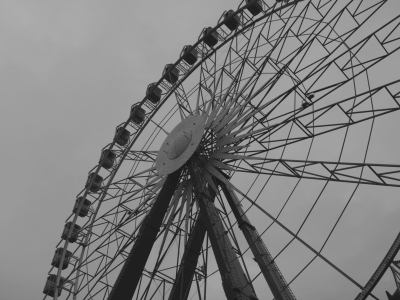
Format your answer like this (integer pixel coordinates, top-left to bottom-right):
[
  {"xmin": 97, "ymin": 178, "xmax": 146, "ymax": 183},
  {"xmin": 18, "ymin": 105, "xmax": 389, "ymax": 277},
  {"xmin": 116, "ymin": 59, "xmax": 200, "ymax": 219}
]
[
  {"xmin": 188, "ymin": 159, "xmax": 257, "ymax": 300},
  {"xmin": 168, "ymin": 214, "xmax": 207, "ymax": 300},
  {"xmin": 219, "ymin": 181, "xmax": 296, "ymax": 300},
  {"xmin": 108, "ymin": 169, "xmax": 182, "ymax": 300}
]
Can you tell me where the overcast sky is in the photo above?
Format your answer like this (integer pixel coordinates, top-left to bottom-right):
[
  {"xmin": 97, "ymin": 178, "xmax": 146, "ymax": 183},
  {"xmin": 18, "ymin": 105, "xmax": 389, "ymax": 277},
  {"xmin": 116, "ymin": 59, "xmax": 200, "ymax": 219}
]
[
  {"xmin": 1, "ymin": 0, "xmax": 400, "ymax": 299},
  {"xmin": 0, "ymin": 1, "xmax": 237, "ymax": 298}
]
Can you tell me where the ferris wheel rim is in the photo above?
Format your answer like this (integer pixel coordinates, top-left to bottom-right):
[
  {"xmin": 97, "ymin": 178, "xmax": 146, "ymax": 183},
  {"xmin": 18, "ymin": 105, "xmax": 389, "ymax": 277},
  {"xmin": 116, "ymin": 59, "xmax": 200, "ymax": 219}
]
[
  {"xmin": 58, "ymin": 1, "xmax": 306, "ymax": 279},
  {"xmin": 44, "ymin": 1, "xmax": 400, "ymax": 299}
]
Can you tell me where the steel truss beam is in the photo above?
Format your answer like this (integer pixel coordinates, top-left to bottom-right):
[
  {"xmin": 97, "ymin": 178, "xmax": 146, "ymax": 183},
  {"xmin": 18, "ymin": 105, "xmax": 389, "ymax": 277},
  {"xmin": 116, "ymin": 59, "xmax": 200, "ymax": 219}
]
[
  {"xmin": 188, "ymin": 158, "xmax": 257, "ymax": 300},
  {"xmin": 107, "ymin": 168, "xmax": 182, "ymax": 300},
  {"xmin": 218, "ymin": 179, "xmax": 296, "ymax": 300},
  {"xmin": 236, "ymin": 158, "xmax": 400, "ymax": 187},
  {"xmin": 168, "ymin": 214, "xmax": 207, "ymax": 300},
  {"xmin": 355, "ymin": 232, "xmax": 400, "ymax": 300},
  {"xmin": 168, "ymin": 183, "xmax": 219, "ymax": 300},
  {"xmin": 390, "ymin": 260, "xmax": 400, "ymax": 292}
]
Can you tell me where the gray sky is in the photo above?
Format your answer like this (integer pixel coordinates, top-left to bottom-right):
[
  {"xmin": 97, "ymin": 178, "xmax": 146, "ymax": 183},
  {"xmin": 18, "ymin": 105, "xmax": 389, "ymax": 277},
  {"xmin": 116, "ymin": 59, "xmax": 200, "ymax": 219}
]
[
  {"xmin": 1, "ymin": 0, "xmax": 400, "ymax": 299},
  {"xmin": 0, "ymin": 0, "xmax": 234, "ymax": 298}
]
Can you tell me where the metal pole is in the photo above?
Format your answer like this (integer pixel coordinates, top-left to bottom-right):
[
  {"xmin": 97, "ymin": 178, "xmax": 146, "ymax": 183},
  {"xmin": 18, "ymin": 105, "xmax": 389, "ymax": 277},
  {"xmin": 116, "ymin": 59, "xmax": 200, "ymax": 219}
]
[
  {"xmin": 218, "ymin": 178, "xmax": 296, "ymax": 300},
  {"xmin": 107, "ymin": 168, "xmax": 182, "ymax": 300},
  {"xmin": 168, "ymin": 215, "xmax": 207, "ymax": 300},
  {"xmin": 188, "ymin": 158, "xmax": 257, "ymax": 300}
]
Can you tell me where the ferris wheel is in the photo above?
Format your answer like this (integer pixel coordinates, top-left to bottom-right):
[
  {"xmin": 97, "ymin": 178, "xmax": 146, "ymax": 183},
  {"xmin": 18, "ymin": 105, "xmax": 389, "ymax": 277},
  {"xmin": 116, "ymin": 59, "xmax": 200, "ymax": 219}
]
[{"xmin": 43, "ymin": 0, "xmax": 400, "ymax": 299}]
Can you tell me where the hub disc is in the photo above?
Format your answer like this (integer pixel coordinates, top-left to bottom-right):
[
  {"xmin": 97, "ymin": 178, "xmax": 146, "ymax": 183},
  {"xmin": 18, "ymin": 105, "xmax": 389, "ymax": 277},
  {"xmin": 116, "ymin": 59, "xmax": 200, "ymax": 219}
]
[{"xmin": 156, "ymin": 115, "xmax": 206, "ymax": 175}]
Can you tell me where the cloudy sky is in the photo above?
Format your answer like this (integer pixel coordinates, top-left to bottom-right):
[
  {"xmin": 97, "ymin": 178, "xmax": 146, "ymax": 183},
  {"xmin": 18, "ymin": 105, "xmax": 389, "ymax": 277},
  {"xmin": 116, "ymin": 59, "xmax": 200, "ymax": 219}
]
[
  {"xmin": 0, "ymin": 1, "xmax": 236, "ymax": 298},
  {"xmin": 1, "ymin": 0, "xmax": 400, "ymax": 299}
]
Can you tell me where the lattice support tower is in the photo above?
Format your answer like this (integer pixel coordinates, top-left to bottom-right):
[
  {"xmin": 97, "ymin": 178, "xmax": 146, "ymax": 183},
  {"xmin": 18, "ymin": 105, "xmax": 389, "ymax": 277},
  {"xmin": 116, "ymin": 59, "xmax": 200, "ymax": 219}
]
[{"xmin": 218, "ymin": 179, "xmax": 296, "ymax": 300}]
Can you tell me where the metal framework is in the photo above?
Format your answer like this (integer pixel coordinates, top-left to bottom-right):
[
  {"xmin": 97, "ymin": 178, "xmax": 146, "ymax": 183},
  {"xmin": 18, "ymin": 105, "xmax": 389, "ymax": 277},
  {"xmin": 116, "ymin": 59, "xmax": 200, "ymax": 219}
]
[
  {"xmin": 43, "ymin": 0, "xmax": 400, "ymax": 300},
  {"xmin": 388, "ymin": 261, "xmax": 400, "ymax": 299},
  {"xmin": 218, "ymin": 177, "xmax": 295, "ymax": 300},
  {"xmin": 107, "ymin": 169, "xmax": 182, "ymax": 300}
]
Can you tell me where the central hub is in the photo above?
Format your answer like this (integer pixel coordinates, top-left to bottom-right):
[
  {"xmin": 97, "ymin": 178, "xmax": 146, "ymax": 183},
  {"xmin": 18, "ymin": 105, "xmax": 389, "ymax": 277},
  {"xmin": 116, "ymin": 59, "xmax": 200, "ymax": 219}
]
[
  {"xmin": 156, "ymin": 115, "xmax": 206, "ymax": 175},
  {"xmin": 167, "ymin": 129, "xmax": 193, "ymax": 159}
]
